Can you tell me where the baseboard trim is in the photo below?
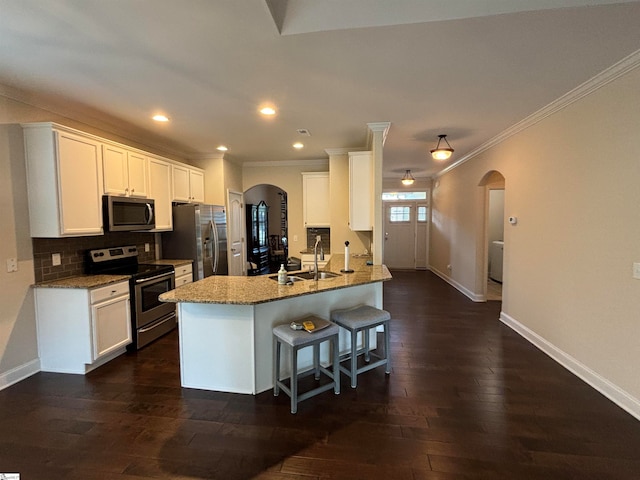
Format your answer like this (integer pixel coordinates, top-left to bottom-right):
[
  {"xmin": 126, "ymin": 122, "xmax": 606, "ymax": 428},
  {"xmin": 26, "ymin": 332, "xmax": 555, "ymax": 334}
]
[
  {"xmin": 500, "ymin": 311, "xmax": 640, "ymax": 422},
  {"xmin": 0, "ymin": 359, "xmax": 40, "ymax": 391},
  {"xmin": 429, "ymin": 267, "xmax": 485, "ymax": 302}
]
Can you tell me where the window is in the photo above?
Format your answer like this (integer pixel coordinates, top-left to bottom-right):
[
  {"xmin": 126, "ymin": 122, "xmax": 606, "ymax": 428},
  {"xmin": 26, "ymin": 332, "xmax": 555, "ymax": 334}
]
[
  {"xmin": 382, "ymin": 191, "xmax": 427, "ymax": 201},
  {"xmin": 389, "ymin": 206, "xmax": 411, "ymax": 222},
  {"xmin": 417, "ymin": 206, "xmax": 428, "ymax": 222}
]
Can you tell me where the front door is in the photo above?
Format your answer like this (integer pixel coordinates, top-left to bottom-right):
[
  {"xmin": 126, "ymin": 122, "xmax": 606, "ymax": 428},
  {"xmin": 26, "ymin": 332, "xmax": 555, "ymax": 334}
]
[
  {"xmin": 227, "ymin": 190, "xmax": 246, "ymax": 276},
  {"xmin": 383, "ymin": 203, "xmax": 416, "ymax": 269}
]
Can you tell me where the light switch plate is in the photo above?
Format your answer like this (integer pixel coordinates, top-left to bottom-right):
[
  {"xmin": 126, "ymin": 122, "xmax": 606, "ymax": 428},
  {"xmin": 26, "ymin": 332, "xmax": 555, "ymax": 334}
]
[
  {"xmin": 145, "ymin": 243, "xmax": 150, "ymax": 252},
  {"xmin": 52, "ymin": 253, "xmax": 61, "ymax": 266},
  {"xmin": 633, "ymin": 262, "xmax": 640, "ymax": 280}
]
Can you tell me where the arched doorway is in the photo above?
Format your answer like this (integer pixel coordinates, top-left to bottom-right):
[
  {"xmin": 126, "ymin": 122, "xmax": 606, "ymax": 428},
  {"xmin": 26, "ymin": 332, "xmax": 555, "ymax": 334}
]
[
  {"xmin": 479, "ymin": 171, "xmax": 505, "ymax": 301},
  {"xmin": 244, "ymin": 184, "xmax": 288, "ymax": 275}
]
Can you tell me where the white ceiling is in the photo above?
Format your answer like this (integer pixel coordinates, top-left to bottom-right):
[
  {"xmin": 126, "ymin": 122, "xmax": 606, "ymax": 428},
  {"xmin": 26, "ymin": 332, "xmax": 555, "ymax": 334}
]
[{"xmin": 1, "ymin": 0, "xmax": 640, "ymax": 179}]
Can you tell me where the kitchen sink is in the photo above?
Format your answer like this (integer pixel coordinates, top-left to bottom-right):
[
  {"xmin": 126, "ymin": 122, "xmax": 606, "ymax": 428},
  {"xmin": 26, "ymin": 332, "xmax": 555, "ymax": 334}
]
[
  {"xmin": 268, "ymin": 274, "xmax": 306, "ymax": 283},
  {"xmin": 268, "ymin": 271, "xmax": 341, "ymax": 282},
  {"xmin": 293, "ymin": 271, "xmax": 341, "ymax": 280}
]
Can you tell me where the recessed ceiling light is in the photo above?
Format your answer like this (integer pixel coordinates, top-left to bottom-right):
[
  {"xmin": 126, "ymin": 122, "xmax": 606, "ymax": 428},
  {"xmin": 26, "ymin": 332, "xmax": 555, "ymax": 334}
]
[
  {"xmin": 217, "ymin": 145, "xmax": 228, "ymax": 152},
  {"xmin": 259, "ymin": 106, "xmax": 276, "ymax": 116},
  {"xmin": 152, "ymin": 114, "xmax": 170, "ymax": 122},
  {"xmin": 293, "ymin": 142, "xmax": 304, "ymax": 149}
]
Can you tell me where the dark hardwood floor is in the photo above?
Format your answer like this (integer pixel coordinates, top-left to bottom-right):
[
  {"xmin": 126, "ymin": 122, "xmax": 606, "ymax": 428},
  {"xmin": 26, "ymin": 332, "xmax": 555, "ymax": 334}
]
[{"xmin": 2, "ymin": 270, "xmax": 640, "ymax": 479}]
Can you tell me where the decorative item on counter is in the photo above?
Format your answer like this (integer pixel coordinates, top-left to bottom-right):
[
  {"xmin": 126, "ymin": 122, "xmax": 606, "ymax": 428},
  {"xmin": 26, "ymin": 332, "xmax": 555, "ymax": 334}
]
[
  {"xmin": 341, "ymin": 241, "xmax": 354, "ymax": 273},
  {"xmin": 277, "ymin": 264, "xmax": 287, "ymax": 284}
]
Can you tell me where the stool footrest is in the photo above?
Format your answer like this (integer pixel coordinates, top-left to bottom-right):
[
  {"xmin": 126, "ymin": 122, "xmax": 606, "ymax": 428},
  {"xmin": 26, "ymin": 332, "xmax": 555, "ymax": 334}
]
[
  {"xmin": 298, "ymin": 382, "xmax": 339, "ymax": 403},
  {"xmin": 339, "ymin": 358, "xmax": 388, "ymax": 376}
]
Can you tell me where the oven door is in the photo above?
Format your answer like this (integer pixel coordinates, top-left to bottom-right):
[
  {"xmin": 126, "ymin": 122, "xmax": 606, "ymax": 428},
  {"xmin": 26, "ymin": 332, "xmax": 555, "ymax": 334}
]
[{"xmin": 133, "ymin": 272, "xmax": 176, "ymax": 329}]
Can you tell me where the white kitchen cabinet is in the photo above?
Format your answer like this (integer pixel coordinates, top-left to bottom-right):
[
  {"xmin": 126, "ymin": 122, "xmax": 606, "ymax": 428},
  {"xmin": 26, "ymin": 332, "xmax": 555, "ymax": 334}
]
[
  {"xmin": 102, "ymin": 144, "xmax": 148, "ymax": 198},
  {"xmin": 349, "ymin": 151, "xmax": 373, "ymax": 231},
  {"xmin": 302, "ymin": 172, "xmax": 330, "ymax": 227},
  {"xmin": 147, "ymin": 156, "xmax": 173, "ymax": 231},
  {"xmin": 35, "ymin": 281, "xmax": 131, "ymax": 374},
  {"xmin": 300, "ymin": 254, "xmax": 331, "ymax": 271},
  {"xmin": 172, "ymin": 164, "xmax": 205, "ymax": 203},
  {"xmin": 91, "ymin": 283, "xmax": 132, "ymax": 360},
  {"xmin": 175, "ymin": 263, "xmax": 193, "ymax": 286},
  {"xmin": 23, "ymin": 123, "xmax": 104, "ymax": 237}
]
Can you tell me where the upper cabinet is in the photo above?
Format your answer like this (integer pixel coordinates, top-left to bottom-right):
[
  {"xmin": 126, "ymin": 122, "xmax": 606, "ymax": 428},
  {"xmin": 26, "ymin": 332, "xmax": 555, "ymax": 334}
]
[
  {"xmin": 102, "ymin": 144, "xmax": 148, "ymax": 198},
  {"xmin": 147, "ymin": 156, "xmax": 173, "ymax": 231},
  {"xmin": 349, "ymin": 151, "xmax": 373, "ymax": 231},
  {"xmin": 302, "ymin": 172, "xmax": 330, "ymax": 227},
  {"xmin": 22, "ymin": 122, "xmax": 204, "ymax": 237},
  {"xmin": 23, "ymin": 123, "xmax": 104, "ymax": 237},
  {"xmin": 172, "ymin": 164, "xmax": 204, "ymax": 203}
]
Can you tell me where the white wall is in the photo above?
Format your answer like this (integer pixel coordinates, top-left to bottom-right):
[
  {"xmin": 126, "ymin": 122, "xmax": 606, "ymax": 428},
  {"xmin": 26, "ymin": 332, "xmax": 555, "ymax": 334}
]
[
  {"xmin": 488, "ymin": 189, "xmax": 505, "ymax": 244},
  {"xmin": 429, "ymin": 64, "xmax": 640, "ymax": 415}
]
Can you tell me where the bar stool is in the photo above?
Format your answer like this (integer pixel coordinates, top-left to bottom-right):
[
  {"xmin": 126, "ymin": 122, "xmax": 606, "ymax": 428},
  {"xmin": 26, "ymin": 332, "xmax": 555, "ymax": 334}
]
[
  {"xmin": 331, "ymin": 305, "xmax": 391, "ymax": 388},
  {"xmin": 273, "ymin": 316, "xmax": 340, "ymax": 414}
]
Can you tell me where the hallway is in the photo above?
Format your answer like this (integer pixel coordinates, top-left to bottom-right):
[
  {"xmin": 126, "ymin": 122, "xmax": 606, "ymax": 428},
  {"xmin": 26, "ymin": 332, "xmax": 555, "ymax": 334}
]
[{"xmin": 0, "ymin": 271, "xmax": 639, "ymax": 478}]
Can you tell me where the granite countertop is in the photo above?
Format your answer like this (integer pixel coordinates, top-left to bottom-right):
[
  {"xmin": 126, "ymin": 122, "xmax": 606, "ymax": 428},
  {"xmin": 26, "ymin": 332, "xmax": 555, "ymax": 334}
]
[
  {"xmin": 147, "ymin": 259, "xmax": 193, "ymax": 267},
  {"xmin": 33, "ymin": 274, "xmax": 130, "ymax": 289},
  {"xmin": 159, "ymin": 255, "xmax": 391, "ymax": 305}
]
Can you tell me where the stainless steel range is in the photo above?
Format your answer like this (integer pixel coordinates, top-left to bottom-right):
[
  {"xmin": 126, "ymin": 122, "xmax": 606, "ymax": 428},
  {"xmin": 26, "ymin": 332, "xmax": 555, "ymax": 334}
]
[{"xmin": 86, "ymin": 245, "xmax": 176, "ymax": 350}]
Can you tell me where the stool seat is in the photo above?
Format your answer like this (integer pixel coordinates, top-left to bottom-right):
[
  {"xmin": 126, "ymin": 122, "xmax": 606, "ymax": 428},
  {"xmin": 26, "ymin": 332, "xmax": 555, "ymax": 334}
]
[
  {"xmin": 331, "ymin": 305, "xmax": 391, "ymax": 388},
  {"xmin": 273, "ymin": 321, "xmax": 339, "ymax": 346},
  {"xmin": 273, "ymin": 316, "xmax": 340, "ymax": 414},
  {"xmin": 331, "ymin": 305, "xmax": 391, "ymax": 329}
]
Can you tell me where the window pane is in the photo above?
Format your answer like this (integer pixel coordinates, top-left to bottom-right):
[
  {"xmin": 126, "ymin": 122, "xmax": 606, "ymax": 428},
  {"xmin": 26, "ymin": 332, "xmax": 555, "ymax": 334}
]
[
  {"xmin": 389, "ymin": 206, "xmax": 410, "ymax": 222},
  {"xmin": 417, "ymin": 206, "xmax": 428, "ymax": 222},
  {"xmin": 382, "ymin": 191, "xmax": 427, "ymax": 201}
]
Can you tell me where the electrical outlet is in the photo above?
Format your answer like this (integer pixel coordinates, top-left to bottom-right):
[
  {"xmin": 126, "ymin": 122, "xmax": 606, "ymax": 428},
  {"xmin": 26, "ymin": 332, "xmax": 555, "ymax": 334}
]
[
  {"xmin": 145, "ymin": 243, "xmax": 150, "ymax": 252},
  {"xmin": 52, "ymin": 253, "xmax": 61, "ymax": 266},
  {"xmin": 6, "ymin": 258, "xmax": 18, "ymax": 273},
  {"xmin": 293, "ymin": 235, "xmax": 298, "ymax": 242},
  {"xmin": 633, "ymin": 262, "xmax": 640, "ymax": 280}
]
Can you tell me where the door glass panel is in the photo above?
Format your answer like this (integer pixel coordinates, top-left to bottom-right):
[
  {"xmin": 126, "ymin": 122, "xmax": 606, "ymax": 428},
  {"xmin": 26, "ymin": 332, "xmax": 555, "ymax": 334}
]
[
  {"xmin": 389, "ymin": 206, "xmax": 411, "ymax": 223},
  {"xmin": 417, "ymin": 206, "xmax": 428, "ymax": 222}
]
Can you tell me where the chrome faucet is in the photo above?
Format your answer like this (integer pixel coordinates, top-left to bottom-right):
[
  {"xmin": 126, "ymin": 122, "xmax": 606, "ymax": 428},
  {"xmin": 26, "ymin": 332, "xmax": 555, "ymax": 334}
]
[{"xmin": 313, "ymin": 235, "xmax": 322, "ymax": 280}]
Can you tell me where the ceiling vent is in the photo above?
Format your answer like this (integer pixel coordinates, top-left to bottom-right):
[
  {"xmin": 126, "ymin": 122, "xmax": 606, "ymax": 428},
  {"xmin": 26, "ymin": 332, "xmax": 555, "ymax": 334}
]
[{"xmin": 296, "ymin": 128, "xmax": 311, "ymax": 136}]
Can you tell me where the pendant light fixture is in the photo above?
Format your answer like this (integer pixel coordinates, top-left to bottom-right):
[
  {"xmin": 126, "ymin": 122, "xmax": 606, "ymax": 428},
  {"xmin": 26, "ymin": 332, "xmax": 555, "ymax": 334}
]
[
  {"xmin": 401, "ymin": 169, "xmax": 415, "ymax": 186},
  {"xmin": 430, "ymin": 134, "xmax": 454, "ymax": 160}
]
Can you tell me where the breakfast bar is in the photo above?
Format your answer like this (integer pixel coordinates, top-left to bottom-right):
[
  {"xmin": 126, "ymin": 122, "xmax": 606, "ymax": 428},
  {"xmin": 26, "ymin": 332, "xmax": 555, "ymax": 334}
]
[{"xmin": 159, "ymin": 255, "xmax": 391, "ymax": 394}]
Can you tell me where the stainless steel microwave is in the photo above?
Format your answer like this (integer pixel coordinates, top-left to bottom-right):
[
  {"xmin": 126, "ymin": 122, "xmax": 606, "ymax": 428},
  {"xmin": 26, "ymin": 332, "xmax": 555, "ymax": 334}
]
[{"xmin": 103, "ymin": 196, "xmax": 155, "ymax": 231}]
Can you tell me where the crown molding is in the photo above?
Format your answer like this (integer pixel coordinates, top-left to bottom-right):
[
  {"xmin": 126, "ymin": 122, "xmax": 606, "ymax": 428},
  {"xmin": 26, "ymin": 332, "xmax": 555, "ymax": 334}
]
[
  {"xmin": 189, "ymin": 152, "xmax": 225, "ymax": 161},
  {"xmin": 436, "ymin": 48, "xmax": 640, "ymax": 178},
  {"xmin": 366, "ymin": 121, "xmax": 391, "ymax": 148},
  {"xmin": 324, "ymin": 147, "xmax": 369, "ymax": 156},
  {"xmin": 243, "ymin": 158, "xmax": 329, "ymax": 168}
]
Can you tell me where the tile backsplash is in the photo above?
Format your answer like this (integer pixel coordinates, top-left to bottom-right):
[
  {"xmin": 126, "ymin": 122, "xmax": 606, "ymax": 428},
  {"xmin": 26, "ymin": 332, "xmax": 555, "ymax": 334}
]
[
  {"xmin": 33, "ymin": 232, "xmax": 156, "ymax": 283},
  {"xmin": 306, "ymin": 228, "xmax": 330, "ymax": 253}
]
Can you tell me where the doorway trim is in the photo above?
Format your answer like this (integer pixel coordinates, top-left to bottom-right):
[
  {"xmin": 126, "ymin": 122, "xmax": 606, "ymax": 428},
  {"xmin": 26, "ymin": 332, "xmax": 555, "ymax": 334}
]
[{"xmin": 478, "ymin": 170, "xmax": 505, "ymax": 302}]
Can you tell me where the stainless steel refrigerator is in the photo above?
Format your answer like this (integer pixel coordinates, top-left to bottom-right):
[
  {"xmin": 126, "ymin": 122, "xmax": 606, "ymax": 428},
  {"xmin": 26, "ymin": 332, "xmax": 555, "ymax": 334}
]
[{"xmin": 162, "ymin": 204, "xmax": 228, "ymax": 280}]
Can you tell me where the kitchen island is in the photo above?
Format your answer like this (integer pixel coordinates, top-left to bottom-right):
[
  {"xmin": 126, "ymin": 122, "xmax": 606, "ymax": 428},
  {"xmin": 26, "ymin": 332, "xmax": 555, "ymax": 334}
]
[{"xmin": 159, "ymin": 255, "xmax": 391, "ymax": 394}]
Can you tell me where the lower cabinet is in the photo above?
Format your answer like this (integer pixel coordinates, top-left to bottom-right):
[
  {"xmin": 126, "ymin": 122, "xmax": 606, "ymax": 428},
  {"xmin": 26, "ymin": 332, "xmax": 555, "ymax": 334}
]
[
  {"xmin": 35, "ymin": 281, "xmax": 131, "ymax": 374},
  {"xmin": 300, "ymin": 254, "xmax": 332, "ymax": 271},
  {"xmin": 175, "ymin": 263, "xmax": 193, "ymax": 287}
]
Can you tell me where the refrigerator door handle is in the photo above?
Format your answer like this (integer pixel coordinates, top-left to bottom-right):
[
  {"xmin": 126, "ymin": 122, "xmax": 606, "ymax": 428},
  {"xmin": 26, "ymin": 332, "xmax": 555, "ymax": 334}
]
[{"xmin": 210, "ymin": 220, "xmax": 219, "ymax": 274}]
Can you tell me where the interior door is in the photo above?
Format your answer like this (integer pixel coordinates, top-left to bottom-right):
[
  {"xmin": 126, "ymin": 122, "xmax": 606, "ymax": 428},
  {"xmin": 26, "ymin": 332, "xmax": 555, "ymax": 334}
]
[
  {"xmin": 227, "ymin": 190, "xmax": 246, "ymax": 276},
  {"xmin": 383, "ymin": 203, "xmax": 416, "ymax": 269}
]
